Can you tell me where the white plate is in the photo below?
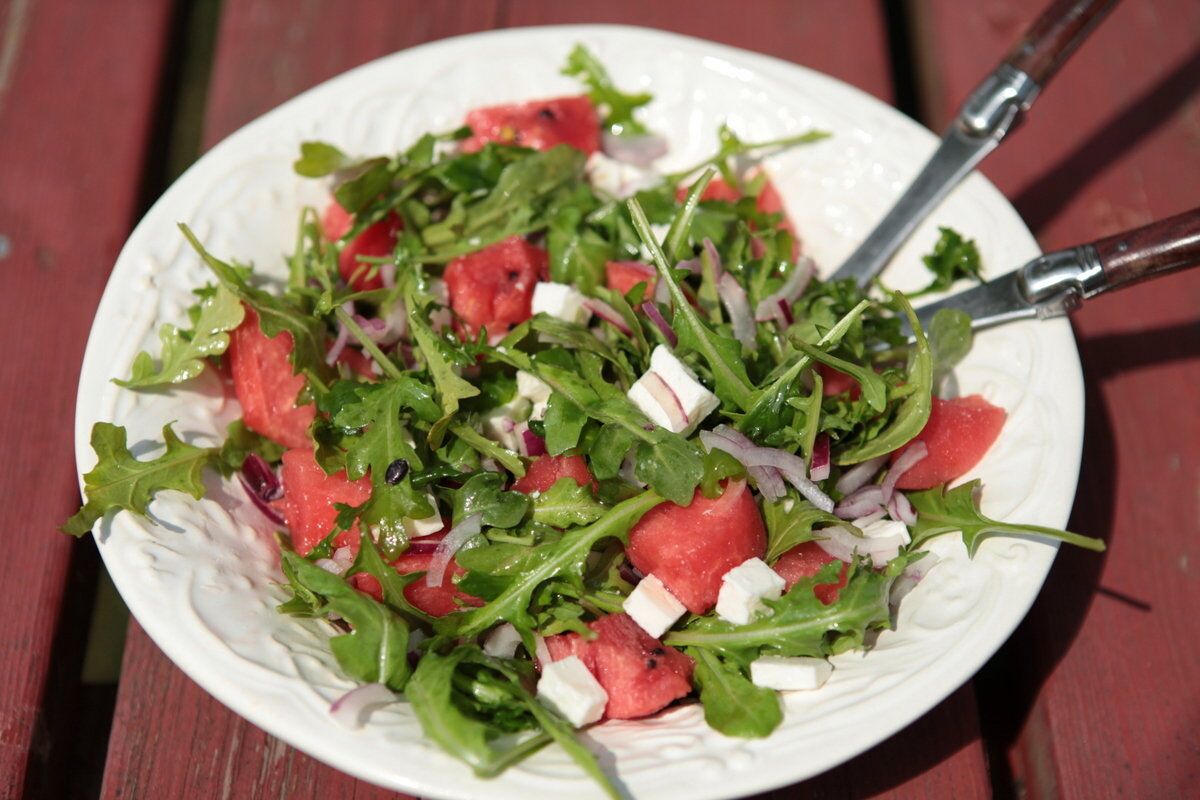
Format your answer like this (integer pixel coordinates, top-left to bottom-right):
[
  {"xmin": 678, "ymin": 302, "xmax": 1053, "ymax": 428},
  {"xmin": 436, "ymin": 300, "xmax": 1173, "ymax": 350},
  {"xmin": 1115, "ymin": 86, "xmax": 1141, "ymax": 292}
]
[{"xmin": 75, "ymin": 25, "xmax": 1083, "ymax": 800}]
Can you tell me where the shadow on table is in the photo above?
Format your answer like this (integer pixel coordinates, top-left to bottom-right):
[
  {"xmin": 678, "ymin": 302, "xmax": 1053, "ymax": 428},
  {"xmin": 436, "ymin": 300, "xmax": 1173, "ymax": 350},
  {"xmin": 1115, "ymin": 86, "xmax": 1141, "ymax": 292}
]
[{"xmin": 972, "ymin": 318, "xmax": 1200, "ymax": 795}]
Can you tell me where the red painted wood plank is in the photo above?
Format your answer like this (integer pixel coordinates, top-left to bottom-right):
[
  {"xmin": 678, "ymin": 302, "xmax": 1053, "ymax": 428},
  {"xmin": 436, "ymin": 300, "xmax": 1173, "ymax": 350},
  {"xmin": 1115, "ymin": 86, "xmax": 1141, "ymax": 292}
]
[
  {"xmin": 0, "ymin": 0, "xmax": 173, "ymax": 795},
  {"xmin": 912, "ymin": 1, "xmax": 1200, "ymax": 797},
  {"xmin": 104, "ymin": 2, "xmax": 988, "ymax": 798}
]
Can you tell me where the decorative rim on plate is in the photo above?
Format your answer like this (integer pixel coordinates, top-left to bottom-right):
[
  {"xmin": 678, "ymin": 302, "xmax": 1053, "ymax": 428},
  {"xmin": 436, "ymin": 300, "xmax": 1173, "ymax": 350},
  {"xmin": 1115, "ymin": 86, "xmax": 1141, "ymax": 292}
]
[{"xmin": 75, "ymin": 25, "xmax": 1083, "ymax": 800}]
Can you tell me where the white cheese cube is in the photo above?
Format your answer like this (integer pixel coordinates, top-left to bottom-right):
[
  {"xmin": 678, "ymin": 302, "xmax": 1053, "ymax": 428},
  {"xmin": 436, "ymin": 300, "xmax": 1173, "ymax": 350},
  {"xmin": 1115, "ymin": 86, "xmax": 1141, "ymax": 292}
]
[
  {"xmin": 623, "ymin": 574, "xmax": 687, "ymax": 638},
  {"xmin": 626, "ymin": 345, "xmax": 720, "ymax": 435},
  {"xmin": 483, "ymin": 413, "xmax": 522, "ymax": 453},
  {"xmin": 532, "ymin": 282, "xmax": 591, "ymax": 324},
  {"xmin": 750, "ymin": 656, "xmax": 833, "ymax": 691},
  {"xmin": 483, "ymin": 623, "xmax": 523, "ymax": 659},
  {"xmin": 586, "ymin": 152, "xmax": 663, "ymax": 199},
  {"xmin": 716, "ymin": 557, "xmax": 787, "ymax": 625},
  {"xmin": 404, "ymin": 492, "xmax": 444, "ymax": 538},
  {"xmin": 516, "ymin": 370, "xmax": 552, "ymax": 420},
  {"xmin": 537, "ymin": 656, "xmax": 608, "ymax": 727}
]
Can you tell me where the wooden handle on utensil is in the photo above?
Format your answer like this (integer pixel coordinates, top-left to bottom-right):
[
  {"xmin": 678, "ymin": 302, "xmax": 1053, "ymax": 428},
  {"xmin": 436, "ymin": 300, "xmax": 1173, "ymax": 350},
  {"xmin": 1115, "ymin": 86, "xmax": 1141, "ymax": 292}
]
[
  {"xmin": 1094, "ymin": 208, "xmax": 1200, "ymax": 290},
  {"xmin": 1006, "ymin": 0, "xmax": 1120, "ymax": 86}
]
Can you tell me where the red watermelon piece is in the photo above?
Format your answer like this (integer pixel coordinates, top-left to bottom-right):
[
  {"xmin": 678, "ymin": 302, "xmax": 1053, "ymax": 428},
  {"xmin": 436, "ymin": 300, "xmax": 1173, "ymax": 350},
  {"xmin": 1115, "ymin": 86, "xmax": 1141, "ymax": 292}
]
[
  {"xmin": 512, "ymin": 454, "xmax": 596, "ymax": 495},
  {"xmin": 352, "ymin": 547, "xmax": 482, "ymax": 618},
  {"xmin": 545, "ymin": 613, "xmax": 694, "ymax": 720},
  {"xmin": 677, "ymin": 171, "xmax": 801, "ymax": 259},
  {"xmin": 321, "ymin": 200, "xmax": 403, "ymax": 292},
  {"xmin": 462, "ymin": 95, "xmax": 601, "ymax": 154},
  {"xmin": 892, "ymin": 395, "xmax": 1007, "ymax": 490},
  {"xmin": 277, "ymin": 447, "xmax": 371, "ymax": 555},
  {"xmin": 228, "ymin": 307, "xmax": 315, "ymax": 450},
  {"xmin": 444, "ymin": 236, "xmax": 548, "ymax": 339},
  {"xmin": 605, "ymin": 260, "xmax": 657, "ymax": 297},
  {"xmin": 818, "ymin": 363, "xmax": 861, "ymax": 399},
  {"xmin": 772, "ymin": 541, "xmax": 849, "ymax": 605},
  {"xmin": 626, "ymin": 480, "xmax": 767, "ymax": 613}
]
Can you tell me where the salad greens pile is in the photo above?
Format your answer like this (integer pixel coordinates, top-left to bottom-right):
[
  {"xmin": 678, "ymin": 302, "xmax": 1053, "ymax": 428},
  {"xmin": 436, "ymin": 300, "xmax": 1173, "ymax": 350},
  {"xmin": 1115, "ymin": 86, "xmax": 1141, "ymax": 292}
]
[{"xmin": 65, "ymin": 44, "xmax": 1103, "ymax": 795}]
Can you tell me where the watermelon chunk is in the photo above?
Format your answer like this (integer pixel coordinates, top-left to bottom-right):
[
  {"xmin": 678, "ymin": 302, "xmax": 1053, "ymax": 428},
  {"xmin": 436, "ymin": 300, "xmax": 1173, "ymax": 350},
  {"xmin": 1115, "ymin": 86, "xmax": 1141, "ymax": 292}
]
[
  {"xmin": 228, "ymin": 307, "xmax": 315, "ymax": 450},
  {"xmin": 772, "ymin": 541, "xmax": 849, "ymax": 605},
  {"xmin": 818, "ymin": 363, "xmax": 861, "ymax": 399},
  {"xmin": 321, "ymin": 200, "xmax": 403, "ymax": 292},
  {"xmin": 677, "ymin": 171, "xmax": 801, "ymax": 258},
  {"xmin": 462, "ymin": 95, "xmax": 601, "ymax": 154},
  {"xmin": 892, "ymin": 395, "xmax": 1007, "ymax": 490},
  {"xmin": 605, "ymin": 260, "xmax": 656, "ymax": 297},
  {"xmin": 626, "ymin": 480, "xmax": 767, "ymax": 613},
  {"xmin": 277, "ymin": 448, "xmax": 370, "ymax": 555},
  {"xmin": 512, "ymin": 454, "xmax": 596, "ymax": 495},
  {"xmin": 352, "ymin": 547, "xmax": 482, "ymax": 618},
  {"xmin": 444, "ymin": 236, "xmax": 548, "ymax": 339},
  {"xmin": 545, "ymin": 613, "xmax": 694, "ymax": 720}
]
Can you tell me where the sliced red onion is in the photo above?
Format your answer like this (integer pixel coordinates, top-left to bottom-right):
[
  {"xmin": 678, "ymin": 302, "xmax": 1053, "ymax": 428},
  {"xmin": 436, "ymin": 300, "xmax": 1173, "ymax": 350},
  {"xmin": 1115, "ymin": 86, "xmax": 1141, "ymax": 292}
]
[
  {"xmin": 238, "ymin": 453, "xmax": 285, "ymax": 525},
  {"xmin": 854, "ymin": 508, "xmax": 887, "ymax": 526},
  {"xmin": 602, "ymin": 131, "xmax": 669, "ymax": 167},
  {"xmin": 777, "ymin": 298, "xmax": 795, "ymax": 326},
  {"xmin": 881, "ymin": 442, "xmax": 928, "ymax": 503},
  {"xmin": 810, "ymin": 435, "xmax": 831, "ymax": 482},
  {"xmin": 618, "ymin": 562, "xmax": 644, "ymax": 586},
  {"xmin": 718, "ymin": 272, "xmax": 755, "ymax": 350},
  {"xmin": 426, "ymin": 513, "xmax": 482, "ymax": 588},
  {"xmin": 654, "ymin": 273, "xmax": 671, "ymax": 305},
  {"xmin": 815, "ymin": 522, "xmax": 905, "ymax": 568},
  {"xmin": 534, "ymin": 633, "xmax": 552, "ymax": 669},
  {"xmin": 521, "ymin": 426, "xmax": 547, "ymax": 457},
  {"xmin": 583, "ymin": 298, "xmax": 632, "ymax": 334},
  {"xmin": 755, "ymin": 256, "xmax": 815, "ymax": 322},
  {"xmin": 407, "ymin": 538, "xmax": 441, "ymax": 555},
  {"xmin": 332, "ymin": 545, "xmax": 354, "ymax": 569},
  {"xmin": 887, "ymin": 490, "xmax": 917, "ymax": 525},
  {"xmin": 330, "ymin": 683, "xmax": 395, "ymax": 729},
  {"xmin": 700, "ymin": 425, "xmax": 833, "ymax": 512},
  {"xmin": 640, "ymin": 301, "xmax": 677, "ymax": 347},
  {"xmin": 890, "ymin": 551, "xmax": 940, "ymax": 606},
  {"xmin": 835, "ymin": 455, "xmax": 888, "ymax": 495},
  {"xmin": 315, "ymin": 558, "xmax": 344, "ymax": 575},
  {"xmin": 642, "ymin": 372, "xmax": 689, "ymax": 430},
  {"xmin": 834, "ymin": 484, "xmax": 885, "ymax": 520},
  {"xmin": 749, "ymin": 465, "xmax": 787, "ymax": 501},
  {"xmin": 380, "ymin": 262, "xmax": 397, "ymax": 289},
  {"xmin": 326, "ymin": 301, "xmax": 356, "ymax": 365},
  {"xmin": 702, "ymin": 238, "xmax": 723, "ymax": 279}
]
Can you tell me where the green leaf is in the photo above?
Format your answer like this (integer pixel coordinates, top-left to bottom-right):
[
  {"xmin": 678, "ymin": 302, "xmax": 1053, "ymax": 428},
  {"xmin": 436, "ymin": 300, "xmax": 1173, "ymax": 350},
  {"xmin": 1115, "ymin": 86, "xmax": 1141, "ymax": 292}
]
[
  {"xmin": 791, "ymin": 340, "xmax": 887, "ymax": 413},
  {"xmin": 547, "ymin": 203, "xmax": 613, "ymax": 291},
  {"xmin": 561, "ymin": 43, "xmax": 652, "ymax": 135},
  {"xmin": 346, "ymin": 531, "xmax": 432, "ymax": 622},
  {"xmin": 453, "ymin": 472, "xmax": 530, "ymax": 528},
  {"xmin": 907, "ymin": 480, "xmax": 1105, "ymax": 555},
  {"xmin": 913, "ymin": 227, "xmax": 983, "ymax": 297},
  {"xmin": 928, "ymin": 308, "xmax": 973, "ymax": 386},
  {"xmin": 634, "ymin": 434, "xmax": 705, "ymax": 506},
  {"xmin": 700, "ymin": 448, "xmax": 747, "ymax": 499},
  {"xmin": 179, "ymin": 224, "xmax": 334, "ymax": 386},
  {"xmin": 63, "ymin": 423, "xmax": 217, "ymax": 536},
  {"xmin": 666, "ymin": 124, "xmax": 830, "ymax": 185},
  {"xmin": 334, "ymin": 158, "xmax": 393, "ymax": 214},
  {"xmin": 629, "ymin": 191, "xmax": 755, "ymax": 410},
  {"xmin": 116, "ymin": 285, "xmax": 245, "ymax": 388},
  {"xmin": 763, "ymin": 496, "xmax": 847, "ymax": 563},
  {"xmin": 293, "ymin": 141, "xmax": 351, "ymax": 177},
  {"xmin": 406, "ymin": 292, "xmax": 480, "ymax": 446},
  {"xmin": 437, "ymin": 491, "xmax": 663, "ymax": 637},
  {"xmin": 543, "ymin": 392, "xmax": 587, "ymax": 455},
  {"xmin": 690, "ymin": 648, "xmax": 783, "ymax": 738},
  {"xmin": 532, "ymin": 478, "xmax": 607, "ymax": 527},
  {"xmin": 216, "ymin": 418, "xmax": 285, "ymax": 476},
  {"xmin": 834, "ymin": 294, "xmax": 932, "ymax": 465},
  {"xmin": 280, "ymin": 552, "xmax": 411, "ymax": 689},
  {"xmin": 587, "ymin": 423, "xmax": 636, "ymax": 480},
  {"xmin": 666, "ymin": 561, "xmax": 894, "ymax": 659},
  {"xmin": 450, "ymin": 423, "xmax": 526, "ymax": 478}
]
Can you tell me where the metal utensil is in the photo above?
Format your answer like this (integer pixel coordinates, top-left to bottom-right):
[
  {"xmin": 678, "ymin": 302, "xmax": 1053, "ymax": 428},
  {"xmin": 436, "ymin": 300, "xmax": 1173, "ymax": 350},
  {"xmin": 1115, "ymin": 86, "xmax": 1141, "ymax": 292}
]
[
  {"xmin": 906, "ymin": 208, "xmax": 1200, "ymax": 334},
  {"xmin": 830, "ymin": 0, "xmax": 1120, "ymax": 287}
]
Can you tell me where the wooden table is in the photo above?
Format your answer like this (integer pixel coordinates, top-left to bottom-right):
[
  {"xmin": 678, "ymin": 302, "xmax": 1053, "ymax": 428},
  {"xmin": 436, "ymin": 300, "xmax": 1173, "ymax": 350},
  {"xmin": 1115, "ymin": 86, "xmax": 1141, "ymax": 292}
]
[{"xmin": 2, "ymin": 1, "xmax": 1196, "ymax": 797}]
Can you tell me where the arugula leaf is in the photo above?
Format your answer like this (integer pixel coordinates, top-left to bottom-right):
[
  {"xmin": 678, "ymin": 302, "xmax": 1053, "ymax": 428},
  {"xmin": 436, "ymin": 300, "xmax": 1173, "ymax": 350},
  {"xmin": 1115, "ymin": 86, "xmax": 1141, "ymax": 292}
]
[
  {"xmin": 587, "ymin": 423, "xmax": 636, "ymax": 480},
  {"xmin": 532, "ymin": 478, "xmax": 607, "ymax": 527},
  {"xmin": 690, "ymin": 648, "xmax": 782, "ymax": 738},
  {"xmin": 216, "ymin": 418, "xmax": 284, "ymax": 477},
  {"xmin": 633, "ymin": 434, "xmax": 705, "ymax": 506},
  {"xmin": 543, "ymin": 392, "xmax": 588, "ymax": 455},
  {"xmin": 666, "ymin": 561, "xmax": 894, "ymax": 659},
  {"xmin": 928, "ymin": 308, "xmax": 973, "ymax": 387},
  {"xmin": 450, "ymin": 424, "xmax": 526, "ymax": 477},
  {"xmin": 561, "ymin": 43, "xmax": 652, "ymax": 135},
  {"xmin": 792, "ymin": 340, "xmax": 887, "ymax": 413},
  {"xmin": 913, "ymin": 227, "xmax": 983, "ymax": 297},
  {"xmin": 346, "ymin": 531, "xmax": 432, "ymax": 622},
  {"xmin": 279, "ymin": 552, "xmax": 411, "ymax": 690},
  {"xmin": 116, "ymin": 285, "xmax": 244, "ymax": 388},
  {"xmin": 437, "ymin": 491, "xmax": 663, "ymax": 637},
  {"xmin": 64, "ymin": 423, "xmax": 217, "ymax": 536},
  {"xmin": 452, "ymin": 472, "xmax": 530, "ymax": 528},
  {"xmin": 293, "ymin": 141, "xmax": 352, "ymax": 178},
  {"xmin": 547, "ymin": 203, "xmax": 613, "ymax": 292},
  {"xmin": 763, "ymin": 496, "xmax": 847, "ymax": 563},
  {"xmin": 406, "ymin": 291, "xmax": 480, "ymax": 446},
  {"xmin": 179, "ymin": 224, "xmax": 334, "ymax": 387},
  {"xmin": 666, "ymin": 124, "xmax": 830, "ymax": 185},
  {"xmin": 629, "ymin": 190, "xmax": 755, "ymax": 410},
  {"xmin": 834, "ymin": 294, "xmax": 931, "ymax": 465},
  {"xmin": 907, "ymin": 480, "xmax": 1105, "ymax": 555}
]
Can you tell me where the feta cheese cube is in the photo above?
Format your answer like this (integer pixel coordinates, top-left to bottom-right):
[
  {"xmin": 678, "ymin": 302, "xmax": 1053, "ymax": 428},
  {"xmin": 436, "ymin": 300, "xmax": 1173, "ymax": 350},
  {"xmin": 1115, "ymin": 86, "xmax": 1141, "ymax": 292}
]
[
  {"xmin": 404, "ymin": 491, "xmax": 444, "ymax": 537},
  {"xmin": 750, "ymin": 655, "xmax": 833, "ymax": 691},
  {"xmin": 623, "ymin": 574, "xmax": 687, "ymax": 638},
  {"xmin": 537, "ymin": 656, "xmax": 608, "ymax": 727},
  {"xmin": 716, "ymin": 557, "xmax": 787, "ymax": 624},
  {"xmin": 483, "ymin": 623, "xmax": 523, "ymax": 659},
  {"xmin": 532, "ymin": 282, "xmax": 591, "ymax": 324},
  {"xmin": 516, "ymin": 370, "xmax": 552, "ymax": 420},
  {"xmin": 586, "ymin": 152, "xmax": 663, "ymax": 199},
  {"xmin": 626, "ymin": 345, "xmax": 720, "ymax": 435},
  {"xmin": 483, "ymin": 412, "xmax": 522, "ymax": 452}
]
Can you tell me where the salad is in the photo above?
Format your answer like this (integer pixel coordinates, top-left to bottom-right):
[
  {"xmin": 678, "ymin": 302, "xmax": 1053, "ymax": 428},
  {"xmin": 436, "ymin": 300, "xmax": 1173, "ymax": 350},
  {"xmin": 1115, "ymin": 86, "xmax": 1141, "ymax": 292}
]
[{"xmin": 66, "ymin": 45, "xmax": 1103, "ymax": 796}]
